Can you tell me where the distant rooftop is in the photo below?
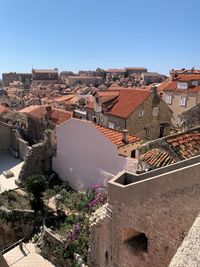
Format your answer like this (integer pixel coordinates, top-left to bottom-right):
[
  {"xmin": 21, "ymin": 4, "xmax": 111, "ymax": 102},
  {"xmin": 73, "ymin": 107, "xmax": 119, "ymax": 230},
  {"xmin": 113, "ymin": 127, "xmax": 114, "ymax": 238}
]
[{"xmin": 32, "ymin": 69, "xmax": 58, "ymax": 74}]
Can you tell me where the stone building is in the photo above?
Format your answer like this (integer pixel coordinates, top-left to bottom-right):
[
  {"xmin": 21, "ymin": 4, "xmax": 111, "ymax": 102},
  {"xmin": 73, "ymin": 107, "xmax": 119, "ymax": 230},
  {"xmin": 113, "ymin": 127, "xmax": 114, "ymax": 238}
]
[
  {"xmin": 86, "ymin": 87, "xmax": 173, "ymax": 141},
  {"xmin": 89, "ymin": 155, "xmax": 200, "ymax": 267},
  {"xmin": 2, "ymin": 72, "xmax": 32, "ymax": 88},
  {"xmin": 159, "ymin": 72, "xmax": 200, "ymax": 126},
  {"xmin": 32, "ymin": 69, "xmax": 59, "ymax": 83},
  {"xmin": 142, "ymin": 72, "xmax": 165, "ymax": 85},
  {"xmin": 19, "ymin": 105, "xmax": 72, "ymax": 142},
  {"xmin": 125, "ymin": 67, "xmax": 148, "ymax": 75}
]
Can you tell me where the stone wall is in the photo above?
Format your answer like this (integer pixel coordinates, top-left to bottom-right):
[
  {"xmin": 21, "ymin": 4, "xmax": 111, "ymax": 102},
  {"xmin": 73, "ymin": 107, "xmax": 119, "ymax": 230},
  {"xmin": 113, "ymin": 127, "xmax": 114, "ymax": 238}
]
[
  {"xmin": 89, "ymin": 205, "xmax": 112, "ymax": 267},
  {"xmin": 11, "ymin": 129, "xmax": 31, "ymax": 160},
  {"xmin": 0, "ymin": 122, "xmax": 12, "ymax": 153},
  {"xmin": 19, "ymin": 130, "xmax": 56, "ymax": 181},
  {"xmin": 180, "ymin": 103, "xmax": 200, "ymax": 131},
  {"xmin": 126, "ymin": 93, "xmax": 172, "ymax": 140},
  {"xmin": 0, "ymin": 207, "xmax": 34, "ymax": 250},
  {"xmin": 17, "ymin": 138, "xmax": 31, "ymax": 160},
  {"xmin": 38, "ymin": 226, "xmax": 70, "ymax": 267},
  {"xmin": 89, "ymin": 157, "xmax": 200, "ymax": 267},
  {"xmin": 105, "ymin": 114, "xmax": 126, "ymax": 131}
]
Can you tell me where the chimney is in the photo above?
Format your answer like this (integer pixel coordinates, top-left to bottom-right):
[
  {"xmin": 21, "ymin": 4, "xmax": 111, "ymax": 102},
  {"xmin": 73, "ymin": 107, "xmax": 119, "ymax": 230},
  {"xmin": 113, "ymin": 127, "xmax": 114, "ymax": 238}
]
[
  {"xmin": 122, "ymin": 129, "xmax": 129, "ymax": 144},
  {"xmin": 46, "ymin": 105, "xmax": 52, "ymax": 121},
  {"xmin": 169, "ymin": 70, "xmax": 177, "ymax": 82},
  {"xmin": 151, "ymin": 85, "xmax": 157, "ymax": 95}
]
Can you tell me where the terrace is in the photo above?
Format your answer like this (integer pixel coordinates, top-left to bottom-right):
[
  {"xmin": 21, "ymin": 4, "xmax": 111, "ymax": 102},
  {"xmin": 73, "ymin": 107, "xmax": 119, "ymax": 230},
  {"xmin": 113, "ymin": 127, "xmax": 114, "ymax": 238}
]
[{"xmin": 0, "ymin": 154, "xmax": 23, "ymax": 192}]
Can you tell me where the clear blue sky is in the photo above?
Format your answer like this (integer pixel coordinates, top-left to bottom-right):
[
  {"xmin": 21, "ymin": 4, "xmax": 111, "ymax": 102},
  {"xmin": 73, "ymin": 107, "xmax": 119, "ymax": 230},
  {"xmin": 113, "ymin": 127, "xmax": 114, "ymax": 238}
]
[{"xmin": 0, "ymin": 0, "xmax": 200, "ymax": 76}]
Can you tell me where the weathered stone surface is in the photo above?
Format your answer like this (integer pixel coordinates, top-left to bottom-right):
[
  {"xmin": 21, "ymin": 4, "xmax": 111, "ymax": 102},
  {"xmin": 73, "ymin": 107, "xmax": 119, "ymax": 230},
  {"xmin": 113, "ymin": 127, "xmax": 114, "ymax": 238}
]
[
  {"xmin": 19, "ymin": 130, "xmax": 56, "ymax": 181},
  {"xmin": 89, "ymin": 158, "xmax": 200, "ymax": 267},
  {"xmin": 169, "ymin": 215, "xmax": 200, "ymax": 267}
]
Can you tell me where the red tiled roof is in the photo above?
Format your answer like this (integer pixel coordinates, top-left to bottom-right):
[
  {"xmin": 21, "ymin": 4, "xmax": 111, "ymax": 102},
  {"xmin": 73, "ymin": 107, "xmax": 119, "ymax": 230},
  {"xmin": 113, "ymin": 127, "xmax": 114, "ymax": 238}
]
[
  {"xmin": 163, "ymin": 81, "xmax": 200, "ymax": 92},
  {"xmin": 51, "ymin": 109, "xmax": 72, "ymax": 125},
  {"xmin": 106, "ymin": 89, "xmax": 151, "ymax": 118},
  {"xmin": 158, "ymin": 80, "xmax": 171, "ymax": 92},
  {"xmin": 140, "ymin": 128, "xmax": 200, "ymax": 169},
  {"xmin": 95, "ymin": 124, "xmax": 141, "ymax": 147},
  {"xmin": 19, "ymin": 105, "xmax": 46, "ymax": 118},
  {"xmin": 96, "ymin": 91, "xmax": 120, "ymax": 103},
  {"xmin": 178, "ymin": 74, "xmax": 200, "ymax": 81},
  {"xmin": 171, "ymin": 69, "xmax": 200, "ymax": 74},
  {"xmin": 166, "ymin": 132, "xmax": 200, "ymax": 160},
  {"xmin": 54, "ymin": 95, "xmax": 74, "ymax": 102},
  {"xmin": 19, "ymin": 105, "xmax": 72, "ymax": 124},
  {"xmin": 87, "ymin": 89, "xmax": 152, "ymax": 118},
  {"xmin": 140, "ymin": 148, "xmax": 176, "ymax": 168}
]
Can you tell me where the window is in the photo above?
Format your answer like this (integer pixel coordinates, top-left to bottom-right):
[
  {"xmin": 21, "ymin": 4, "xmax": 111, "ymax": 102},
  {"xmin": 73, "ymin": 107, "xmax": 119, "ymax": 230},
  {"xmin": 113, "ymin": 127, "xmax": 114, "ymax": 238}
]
[
  {"xmin": 95, "ymin": 97, "xmax": 100, "ymax": 104},
  {"xmin": 138, "ymin": 108, "xmax": 144, "ymax": 117},
  {"xmin": 177, "ymin": 82, "xmax": 188, "ymax": 90},
  {"xmin": 179, "ymin": 96, "xmax": 187, "ymax": 107},
  {"xmin": 192, "ymin": 81, "xmax": 198, "ymax": 86},
  {"xmin": 166, "ymin": 95, "xmax": 172, "ymax": 105},
  {"xmin": 152, "ymin": 107, "xmax": 159, "ymax": 117}
]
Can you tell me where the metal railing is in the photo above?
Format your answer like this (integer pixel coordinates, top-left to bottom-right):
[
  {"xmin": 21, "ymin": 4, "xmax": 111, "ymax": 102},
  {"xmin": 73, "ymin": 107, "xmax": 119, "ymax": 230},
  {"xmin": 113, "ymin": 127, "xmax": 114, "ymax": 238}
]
[{"xmin": 1, "ymin": 238, "xmax": 25, "ymax": 255}]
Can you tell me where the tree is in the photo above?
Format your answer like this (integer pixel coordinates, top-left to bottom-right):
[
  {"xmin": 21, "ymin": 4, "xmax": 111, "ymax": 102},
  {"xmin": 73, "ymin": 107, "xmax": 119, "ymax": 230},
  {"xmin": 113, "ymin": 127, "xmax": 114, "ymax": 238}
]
[{"xmin": 24, "ymin": 175, "xmax": 48, "ymax": 211}]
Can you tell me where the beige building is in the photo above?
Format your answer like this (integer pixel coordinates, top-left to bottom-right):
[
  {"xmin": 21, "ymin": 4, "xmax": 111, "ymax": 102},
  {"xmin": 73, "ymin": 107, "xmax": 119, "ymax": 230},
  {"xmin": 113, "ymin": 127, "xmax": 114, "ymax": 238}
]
[
  {"xmin": 89, "ymin": 155, "xmax": 200, "ymax": 267},
  {"xmin": 160, "ymin": 72, "xmax": 200, "ymax": 126}
]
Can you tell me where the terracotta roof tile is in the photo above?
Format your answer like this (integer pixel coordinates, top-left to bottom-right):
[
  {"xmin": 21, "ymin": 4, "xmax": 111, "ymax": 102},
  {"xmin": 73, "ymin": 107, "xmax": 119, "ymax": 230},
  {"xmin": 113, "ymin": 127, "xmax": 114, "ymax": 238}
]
[
  {"xmin": 166, "ymin": 132, "xmax": 200, "ymax": 160},
  {"xmin": 87, "ymin": 89, "xmax": 151, "ymax": 118},
  {"xmin": 140, "ymin": 148, "xmax": 176, "ymax": 168},
  {"xmin": 105, "ymin": 89, "xmax": 151, "ymax": 118},
  {"xmin": 19, "ymin": 105, "xmax": 46, "ymax": 118},
  {"xmin": 178, "ymin": 74, "xmax": 200, "ymax": 81},
  {"xmin": 95, "ymin": 124, "xmax": 141, "ymax": 147},
  {"xmin": 51, "ymin": 109, "xmax": 72, "ymax": 125},
  {"xmin": 54, "ymin": 95, "xmax": 74, "ymax": 102},
  {"xmin": 163, "ymin": 81, "xmax": 200, "ymax": 93}
]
